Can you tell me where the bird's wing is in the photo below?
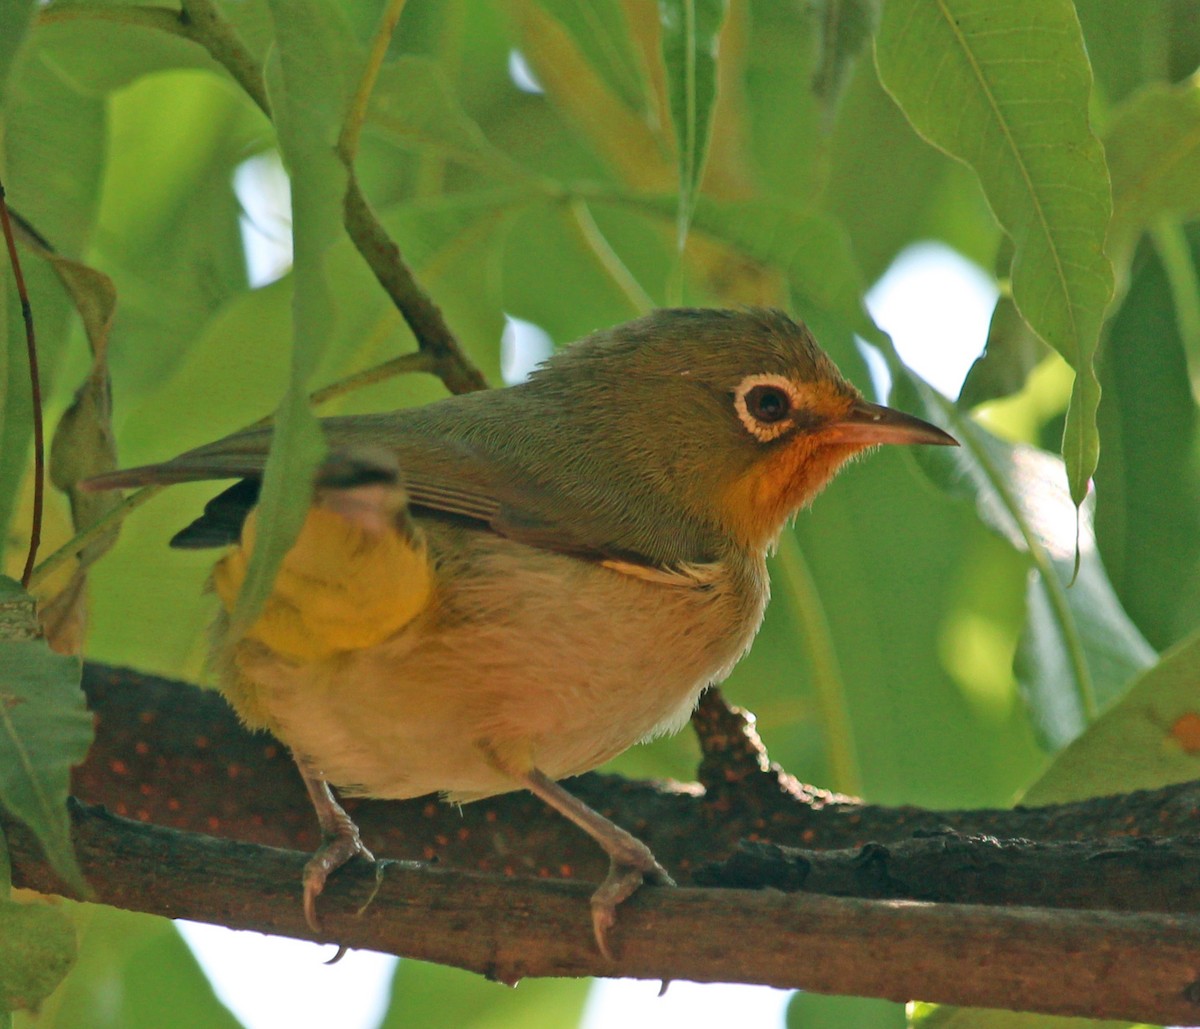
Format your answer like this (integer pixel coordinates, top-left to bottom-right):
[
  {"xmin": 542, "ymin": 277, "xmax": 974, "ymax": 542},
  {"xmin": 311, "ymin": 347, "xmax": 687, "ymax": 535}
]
[{"xmin": 87, "ymin": 420, "xmax": 620, "ymax": 561}]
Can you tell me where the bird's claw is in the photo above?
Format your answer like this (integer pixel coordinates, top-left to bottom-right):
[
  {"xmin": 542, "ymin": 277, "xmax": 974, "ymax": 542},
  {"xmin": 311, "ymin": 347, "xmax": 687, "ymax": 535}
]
[
  {"xmin": 302, "ymin": 830, "xmax": 376, "ymax": 933},
  {"xmin": 589, "ymin": 849, "xmax": 675, "ymax": 960}
]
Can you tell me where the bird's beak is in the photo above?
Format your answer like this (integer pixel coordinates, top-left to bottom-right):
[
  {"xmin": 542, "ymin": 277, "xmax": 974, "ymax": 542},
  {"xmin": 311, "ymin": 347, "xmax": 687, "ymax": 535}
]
[{"xmin": 822, "ymin": 399, "xmax": 959, "ymax": 447}]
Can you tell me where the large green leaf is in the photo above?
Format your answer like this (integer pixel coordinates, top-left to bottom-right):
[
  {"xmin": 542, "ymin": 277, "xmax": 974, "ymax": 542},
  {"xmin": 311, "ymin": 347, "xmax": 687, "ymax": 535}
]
[
  {"xmin": 17, "ymin": 906, "xmax": 242, "ymax": 1029},
  {"xmin": 658, "ymin": 0, "xmax": 728, "ymax": 248},
  {"xmin": 892, "ymin": 374, "xmax": 1155, "ymax": 749},
  {"xmin": 0, "ymin": 586, "xmax": 90, "ymax": 895},
  {"xmin": 0, "ymin": 40, "xmax": 107, "ymax": 543},
  {"xmin": 875, "ymin": 0, "xmax": 1113, "ymax": 510}
]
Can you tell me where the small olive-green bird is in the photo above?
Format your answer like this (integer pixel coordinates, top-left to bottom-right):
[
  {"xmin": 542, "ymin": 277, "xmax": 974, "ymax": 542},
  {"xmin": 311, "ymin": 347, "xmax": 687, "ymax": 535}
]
[{"xmin": 91, "ymin": 308, "xmax": 955, "ymax": 955}]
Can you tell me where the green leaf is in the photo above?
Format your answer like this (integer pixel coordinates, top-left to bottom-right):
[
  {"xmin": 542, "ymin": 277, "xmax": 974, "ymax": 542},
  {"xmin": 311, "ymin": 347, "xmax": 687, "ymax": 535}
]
[
  {"xmin": 232, "ymin": 1, "xmax": 357, "ymax": 633},
  {"xmin": 875, "ymin": 0, "xmax": 1113, "ymax": 509},
  {"xmin": 22, "ymin": 906, "xmax": 242, "ymax": 1029},
  {"xmin": 524, "ymin": 0, "xmax": 650, "ymax": 115},
  {"xmin": 0, "ymin": 636, "xmax": 90, "ymax": 896},
  {"xmin": 658, "ymin": 0, "xmax": 728, "ymax": 248},
  {"xmin": 619, "ymin": 193, "xmax": 870, "ymax": 345},
  {"xmin": 1095, "ymin": 235, "xmax": 1200, "ymax": 649},
  {"xmin": 892, "ymin": 373, "xmax": 1154, "ymax": 748},
  {"xmin": 913, "ymin": 999, "xmax": 1143, "ymax": 1029},
  {"xmin": 689, "ymin": 197, "xmax": 870, "ymax": 338},
  {"xmin": 958, "ymin": 295, "xmax": 1050, "ymax": 409},
  {"xmin": 1105, "ymin": 80, "xmax": 1200, "ymax": 277},
  {"xmin": 1074, "ymin": 0, "xmax": 1168, "ymax": 106},
  {"xmin": 368, "ymin": 56, "xmax": 524, "ymax": 177},
  {"xmin": 1023, "ymin": 626, "xmax": 1200, "ymax": 805},
  {"xmin": 788, "ymin": 991, "xmax": 903, "ymax": 1029},
  {"xmin": 0, "ymin": 1, "xmax": 35, "ymax": 103},
  {"xmin": 730, "ymin": 448, "xmax": 1044, "ymax": 808},
  {"xmin": 0, "ymin": 898, "xmax": 76, "ymax": 1013},
  {"xmin": 43, "ymin": 256, "xmax": 122, "ymax": 578},
  {"xmin": 377, "ymin": 956, "xmax": 589, "ymax": 1029},
  {"xmin": 810, "ymin": 0, "xmax": 879, "ymax": 122}
]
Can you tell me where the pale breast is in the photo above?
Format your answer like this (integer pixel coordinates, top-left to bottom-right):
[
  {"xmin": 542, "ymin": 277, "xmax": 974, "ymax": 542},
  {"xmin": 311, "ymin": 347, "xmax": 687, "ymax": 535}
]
[{"xmin": 229, "ymin": 521, "xmax": 770, "ymax": 801}]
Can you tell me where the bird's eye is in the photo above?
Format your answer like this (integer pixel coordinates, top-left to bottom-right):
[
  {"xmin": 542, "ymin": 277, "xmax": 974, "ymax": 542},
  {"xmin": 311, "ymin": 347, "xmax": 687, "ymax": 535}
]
[
  {"xmin": 744, "ymin": 384, "xmax": 791, "ymax": 424},
  {"xmin": 733, "ymin": 374, "xmax": 800, "ymax": 442}
]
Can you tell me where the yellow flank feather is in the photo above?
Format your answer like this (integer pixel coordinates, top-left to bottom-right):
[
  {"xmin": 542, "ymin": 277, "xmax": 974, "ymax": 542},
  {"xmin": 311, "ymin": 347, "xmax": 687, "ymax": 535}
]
[{"xmin": 212, "ymin": 505, "xmax": 432, "ymax": 662}]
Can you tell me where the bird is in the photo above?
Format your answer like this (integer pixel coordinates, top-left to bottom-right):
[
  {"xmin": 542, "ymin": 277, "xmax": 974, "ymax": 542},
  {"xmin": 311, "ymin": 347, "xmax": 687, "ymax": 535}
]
[{"xmin": 88, "ymin": 307, "xmax": 957, "ymax": 956}]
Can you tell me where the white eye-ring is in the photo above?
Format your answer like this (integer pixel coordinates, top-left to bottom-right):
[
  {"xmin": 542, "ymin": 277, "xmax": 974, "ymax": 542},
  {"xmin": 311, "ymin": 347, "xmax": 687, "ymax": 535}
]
[{"xmin": 734, "ymin": 373, "xmax": 801, "ymax": 442}]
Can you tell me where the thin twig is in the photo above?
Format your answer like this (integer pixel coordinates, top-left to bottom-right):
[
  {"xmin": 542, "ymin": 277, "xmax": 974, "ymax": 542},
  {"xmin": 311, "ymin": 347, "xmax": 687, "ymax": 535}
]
[
  {"xmin": 309, "ymin": 350, "xmax": 436, "ymax": 407},
  {"xmin": 338, "ymin": 0, "xmax": 410, "ymax": 164},
  {"xmin": 28, "ymin": 486, "xmax": 162, "ymax": 592},
  {"xmin": 343, "ymin": 173, "xmax": 488, "ymax": 394},
  {"xmin": 0, "ymin": 180, "xmax": 43, "ymax": 588},
  {"xmin": 141, "ymin": 0, "xmax": 485, "ymax": 393},
  {"xmin": 568, "ymin": 198, "xmax": 654, "ymax": 314},
  {"xmin": 178, "ymin": 0, "xmax": 271, "ymax": 117}
]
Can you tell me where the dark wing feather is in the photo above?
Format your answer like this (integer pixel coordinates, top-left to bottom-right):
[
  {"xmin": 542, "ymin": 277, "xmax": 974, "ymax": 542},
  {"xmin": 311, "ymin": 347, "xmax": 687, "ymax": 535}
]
[{"xmin": 95, "ymin": 419, "xmax": 616, "ymax": 559}]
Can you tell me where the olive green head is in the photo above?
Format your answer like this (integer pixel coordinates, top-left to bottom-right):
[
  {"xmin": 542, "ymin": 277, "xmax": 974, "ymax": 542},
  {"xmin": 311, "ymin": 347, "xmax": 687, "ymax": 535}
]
[{"xmin": 452, "ymin": 308, "xmax": 955, "ymax": 562}]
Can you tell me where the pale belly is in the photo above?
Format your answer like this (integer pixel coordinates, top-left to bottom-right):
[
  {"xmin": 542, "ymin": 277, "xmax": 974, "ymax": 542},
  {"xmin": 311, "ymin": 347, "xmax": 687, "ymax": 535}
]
[{"xmin": 223, "ymin": 522, "xmax": 768, "ymax": 801}]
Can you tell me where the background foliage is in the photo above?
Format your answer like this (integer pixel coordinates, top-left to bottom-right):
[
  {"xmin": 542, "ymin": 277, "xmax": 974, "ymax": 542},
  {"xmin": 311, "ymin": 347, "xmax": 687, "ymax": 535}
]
[{"xmin": 2, "ymin": 0, "xmax": 1199, "ymax": 1026}]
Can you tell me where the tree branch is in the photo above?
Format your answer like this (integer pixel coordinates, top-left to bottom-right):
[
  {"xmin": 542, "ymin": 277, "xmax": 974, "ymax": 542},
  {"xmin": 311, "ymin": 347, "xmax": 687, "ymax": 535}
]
[
  {"xmin": 7, "ymin": 800, "xmax": 1200, "ymax": 1024},
  {"xmin": 11, "ymin": 661, "xmax": 1194, "ymax": 1021}
]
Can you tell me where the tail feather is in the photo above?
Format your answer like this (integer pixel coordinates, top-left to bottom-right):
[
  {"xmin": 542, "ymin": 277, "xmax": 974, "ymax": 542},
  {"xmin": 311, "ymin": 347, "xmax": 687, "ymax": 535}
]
[{"xmin": 82, "ymin": 427, "xmax": 274, "ymax": 491}]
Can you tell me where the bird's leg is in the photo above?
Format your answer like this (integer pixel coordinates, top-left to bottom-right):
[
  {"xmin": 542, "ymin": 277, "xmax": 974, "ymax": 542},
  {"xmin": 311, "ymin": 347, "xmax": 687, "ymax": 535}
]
[
  {"xmin": 520, "ymin": 767, "xmax": 675, "ymax": 960},
  {"xmin": 298, "ymin": 767, "xmax": 375, "ymax": 933}
]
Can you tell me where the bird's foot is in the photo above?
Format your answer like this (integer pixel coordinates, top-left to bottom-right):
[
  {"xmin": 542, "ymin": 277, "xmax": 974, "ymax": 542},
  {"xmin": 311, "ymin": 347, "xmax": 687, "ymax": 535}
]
[
  {"xmin": 589, "ymin": 836, "xmax": 675, "ymax": 961},
  {"xmin": 301, "ymin": 807, "xmax": 376, "ymax": 933}
]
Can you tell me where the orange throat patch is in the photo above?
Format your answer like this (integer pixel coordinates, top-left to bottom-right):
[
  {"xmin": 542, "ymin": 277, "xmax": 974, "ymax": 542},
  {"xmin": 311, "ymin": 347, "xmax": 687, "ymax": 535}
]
[{"xmin": 721, "ymin": 436, "xmax": 868, "ymax": 551}]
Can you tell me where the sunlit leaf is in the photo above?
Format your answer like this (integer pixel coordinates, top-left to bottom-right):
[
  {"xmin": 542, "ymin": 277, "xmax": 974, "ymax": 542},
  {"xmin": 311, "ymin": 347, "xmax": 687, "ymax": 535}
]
[
  {"xmin": 876, "ymin": 0, "xmax": 1113, "ymax": 509},
  {"xmin": 505, "ymin": 0, "xmax": 669, "ymax": 188},
  {"xmin": 90, "ymin": 71, "xmax": 260, "ymax": 399},
  {"xmin": 1023, "ymin": 627, "xmax": 1200, "ymax": 805}
]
